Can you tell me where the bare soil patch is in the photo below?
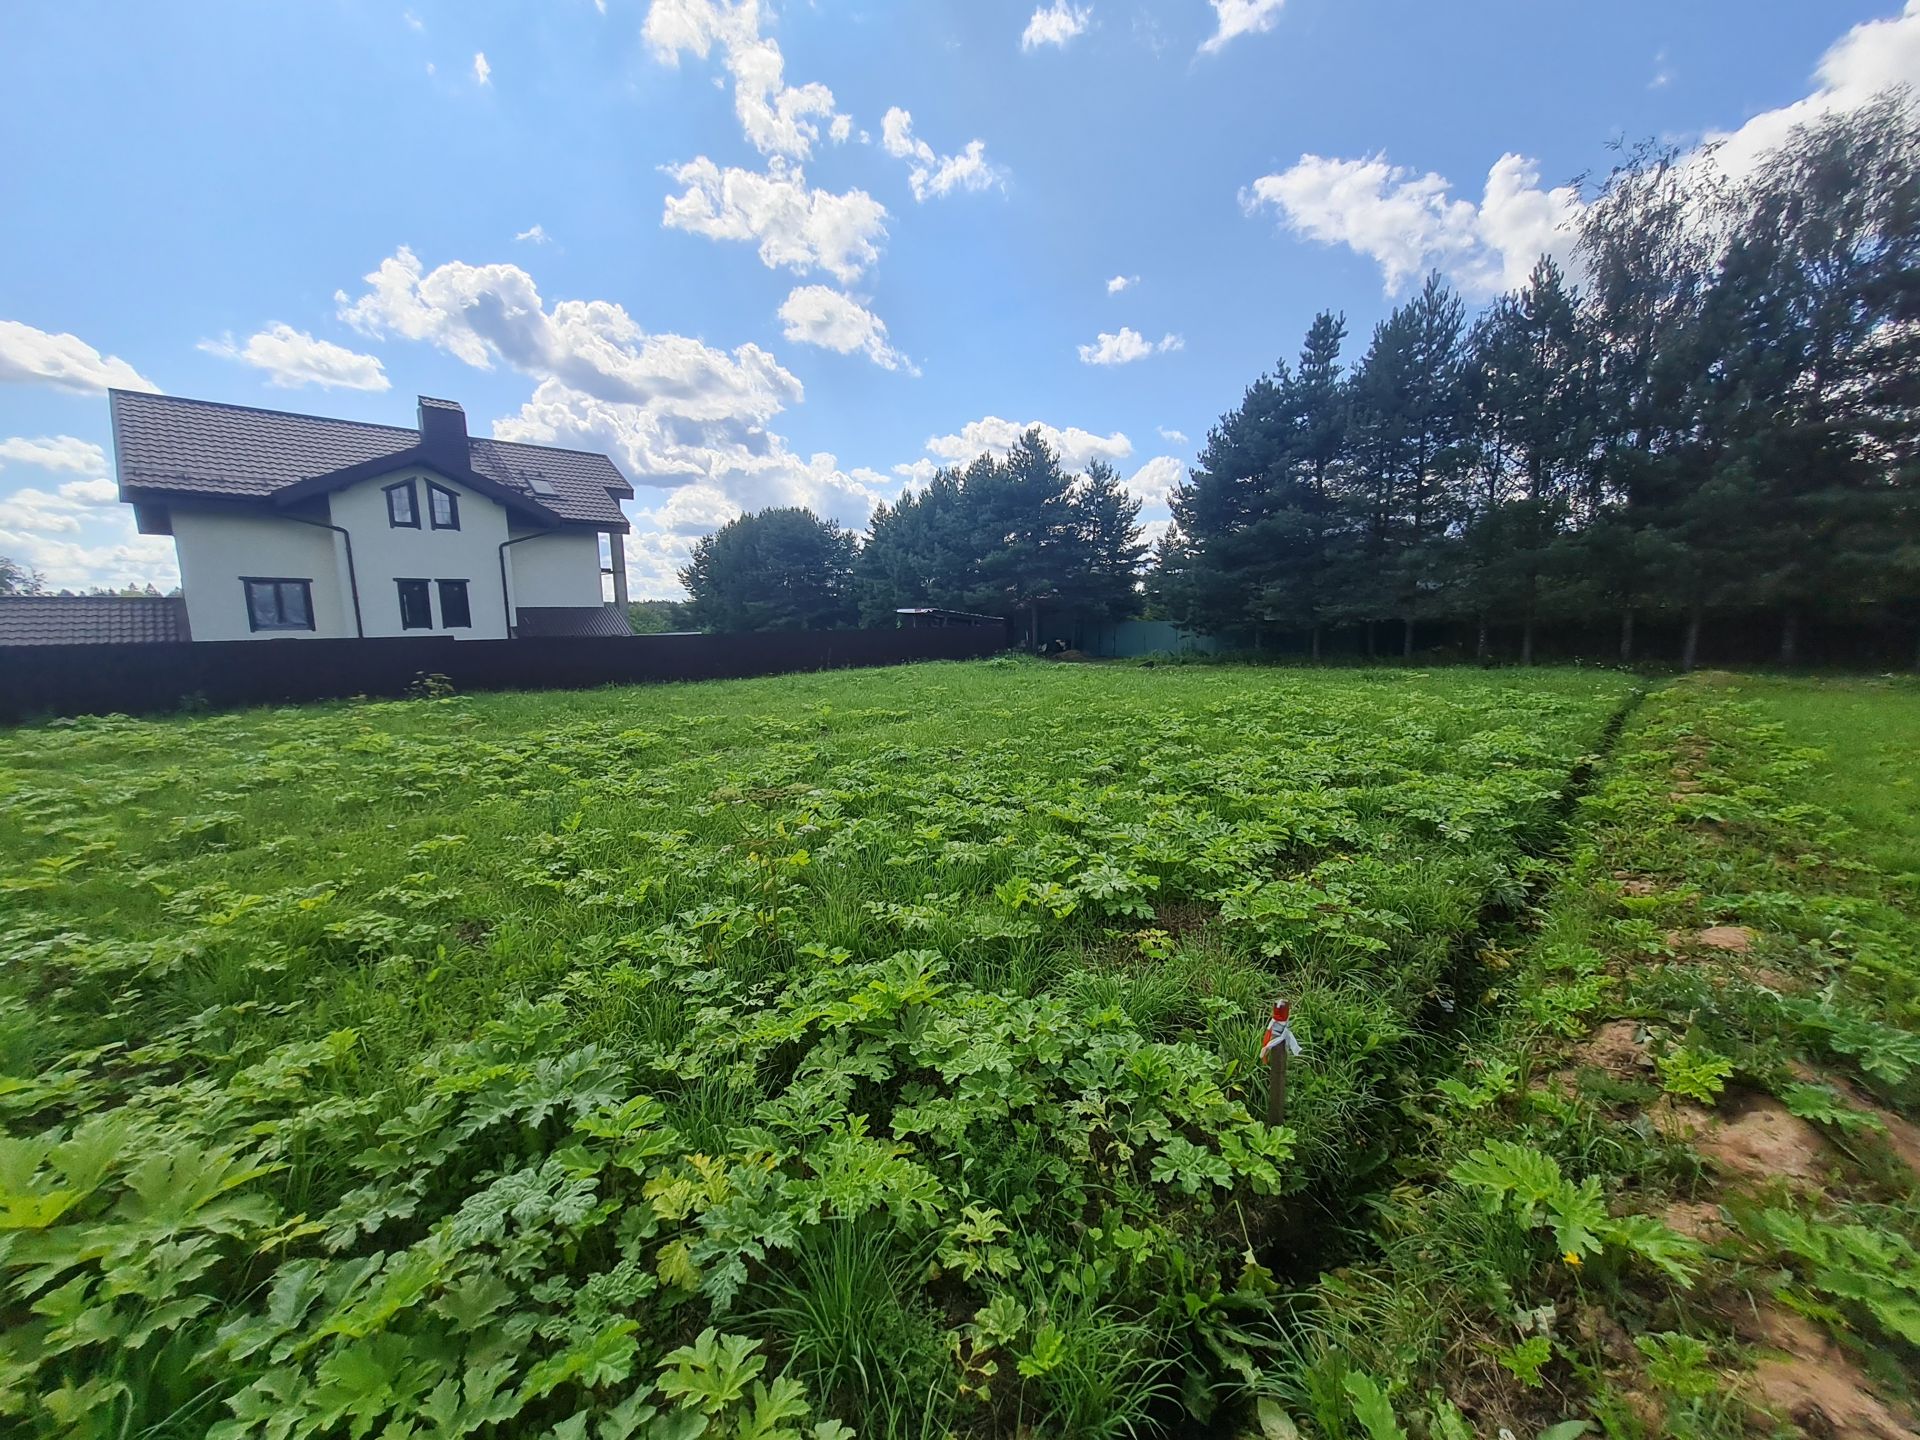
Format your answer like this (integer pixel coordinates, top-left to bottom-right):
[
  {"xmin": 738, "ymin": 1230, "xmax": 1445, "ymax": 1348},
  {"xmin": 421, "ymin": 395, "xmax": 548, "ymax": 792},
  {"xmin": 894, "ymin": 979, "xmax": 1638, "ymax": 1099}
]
[
  {"xmin": 1695, "ymin": 924, "xmax": 1757, "ymax": 952},
  {"xmin": 1740, "ymin": 1308, "xmax": 1919, "ymax": 1440},
  {"xmin": 1692, "ymin": 1093, "xmax": 1836, "ymax": 1192},
  {"xmin": 1660, "ymin": 1198, "xmax": 1729, "ymax": 1244},
  {"xmin": 1567, "ymin": 1019, "xmax": 1654, "ymax": 1081}
]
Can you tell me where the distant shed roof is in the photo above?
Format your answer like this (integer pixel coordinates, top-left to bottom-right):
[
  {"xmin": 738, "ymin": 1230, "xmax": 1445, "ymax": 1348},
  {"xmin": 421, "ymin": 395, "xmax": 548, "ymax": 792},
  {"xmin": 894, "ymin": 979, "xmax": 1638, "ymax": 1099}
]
[
  {"xmin": 110, "ymin": 390, "xmax": 634, "ymax": 529},
  {"xmin": 0, "ymin": 594, "xmax": 189, "ymax": 646},
  {"xmin": 895, "ymin": 607, "xmax": 1004, "ymax": 627}
]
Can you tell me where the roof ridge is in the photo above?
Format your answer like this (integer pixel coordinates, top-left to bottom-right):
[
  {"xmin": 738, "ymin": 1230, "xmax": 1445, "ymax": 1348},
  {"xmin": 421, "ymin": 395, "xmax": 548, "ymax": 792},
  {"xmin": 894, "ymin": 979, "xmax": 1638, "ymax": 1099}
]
[
  {"xmin": 470, "ymin": 434, "xmax": 624, "ymax": 462},
  {"xmin": 113, "ymin": 391, "xmax": 624, "ymax": 465},
  {"xmin": 0, "ymin": 593, "xmax": 178, "ymax": 602},
  {"xmin": 110, "ymin": 388, "xmax": 418, "ymax": 436}
]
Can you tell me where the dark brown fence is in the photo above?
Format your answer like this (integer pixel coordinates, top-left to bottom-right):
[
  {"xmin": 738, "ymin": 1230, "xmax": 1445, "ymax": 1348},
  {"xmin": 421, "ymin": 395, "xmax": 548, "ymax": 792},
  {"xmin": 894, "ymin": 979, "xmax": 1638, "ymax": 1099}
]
[
  {"xmin": 0, "ymin": 628, "xmax": 1009, "ymax": 724},
  {"xmin": 1214, "ymin": 615, "xmax": 1918, "ymax": 670}
]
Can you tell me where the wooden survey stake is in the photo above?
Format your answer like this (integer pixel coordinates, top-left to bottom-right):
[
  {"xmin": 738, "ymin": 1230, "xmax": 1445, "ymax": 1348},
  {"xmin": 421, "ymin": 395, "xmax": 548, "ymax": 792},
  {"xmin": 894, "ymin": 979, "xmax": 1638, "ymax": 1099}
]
[{"xmin": 1261, "ymin": 1000, "xmax": 1300, "ymax": 1127}]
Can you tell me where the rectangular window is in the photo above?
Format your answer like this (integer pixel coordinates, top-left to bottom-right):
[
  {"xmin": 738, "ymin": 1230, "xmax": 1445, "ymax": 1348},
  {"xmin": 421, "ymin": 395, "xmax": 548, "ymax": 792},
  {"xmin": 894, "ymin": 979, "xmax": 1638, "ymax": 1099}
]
[
  {"xmin": 429, "ymin": 482, "xmax": 460, "ymax": 530},
  {"xmin": 242, "ymin": 577, "xmax": 314, "ymax": 632},
  {"xmin": 397, "ymin": 578, "xmax": 433, "ymax": 630},
  {"xmin": 437, "ymin": 579, "xmax": 472, "ymax": 629},
  {"xmin": 385, "ymin": 479, "xmax": 419, "ymax": 528}
]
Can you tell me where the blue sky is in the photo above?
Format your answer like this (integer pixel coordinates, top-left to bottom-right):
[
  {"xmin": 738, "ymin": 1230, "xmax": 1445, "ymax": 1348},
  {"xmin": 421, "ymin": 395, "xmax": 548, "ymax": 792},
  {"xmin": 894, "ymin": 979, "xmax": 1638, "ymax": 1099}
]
[{"xmin": 1, "ymin": 0, "xmax": 1913, "ymax": 596}]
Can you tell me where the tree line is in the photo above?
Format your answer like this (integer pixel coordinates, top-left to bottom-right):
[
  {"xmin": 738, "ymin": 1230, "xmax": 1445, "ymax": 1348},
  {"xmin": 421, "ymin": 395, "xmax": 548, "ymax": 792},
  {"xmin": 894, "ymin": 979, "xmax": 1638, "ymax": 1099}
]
[
  {"xmin": 677, "ymin": 91, "xmax": 1919, "ymax": 666},
  {"xmin": 677, "ymin": 431, "xmax": 1146, "ymax": 642},
  {"xmin": 1157, "ymin": 93, "xmax": 1920, "ymax": 666},
  {"xmin": 0, "ymin": 558, "xmax": 168, "ymax": 600}
]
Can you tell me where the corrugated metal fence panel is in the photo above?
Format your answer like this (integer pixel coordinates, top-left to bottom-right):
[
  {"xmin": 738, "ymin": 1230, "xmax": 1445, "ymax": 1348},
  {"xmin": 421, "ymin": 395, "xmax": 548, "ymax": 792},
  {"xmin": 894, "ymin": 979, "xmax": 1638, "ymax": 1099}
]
[
  {"xmin": 1082, "ymin": 620, "xmax": 1223, "ymax": 658},
  {"xmin": 0, "ymin": 628, "xmax": 1008, "ymax": 723},
  {"xmin": 1032, "ymin": 618, "xmax": 1223, "ymax": 657}
]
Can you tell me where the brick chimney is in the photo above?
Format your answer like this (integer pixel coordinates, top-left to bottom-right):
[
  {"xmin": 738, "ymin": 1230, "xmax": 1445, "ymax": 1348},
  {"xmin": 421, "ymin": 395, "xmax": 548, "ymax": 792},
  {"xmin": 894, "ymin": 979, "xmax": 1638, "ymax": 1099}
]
[{"xmin": 417, "ymin": 396, "xmax": 468, "ymax": 465}]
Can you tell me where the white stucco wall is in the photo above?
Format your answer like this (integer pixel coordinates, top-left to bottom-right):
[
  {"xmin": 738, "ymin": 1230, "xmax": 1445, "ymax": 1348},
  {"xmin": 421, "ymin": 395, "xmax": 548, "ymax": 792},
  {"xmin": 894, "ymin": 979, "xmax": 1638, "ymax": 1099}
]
[
  {"xmin": 172, "ymin": 509, "xmax": 354, "ymax": 641},
  {"xmin": 508, "ymin": 530, "xmax": 605, "ymax": 609},
  {"xmin": 166, "ymin": 467, "xmax": 612, "ymax": 641},
  {"xmin": 327, "ymin": 468, "xmax": 512, "ymax": 639}
]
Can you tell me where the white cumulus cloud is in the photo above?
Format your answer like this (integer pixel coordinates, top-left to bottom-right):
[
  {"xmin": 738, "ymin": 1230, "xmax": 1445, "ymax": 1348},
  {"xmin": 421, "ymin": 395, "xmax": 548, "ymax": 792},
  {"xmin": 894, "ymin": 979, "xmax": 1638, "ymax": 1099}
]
[
  {"xmin": 339, "ymin": 245, "xmax": 803, "ymax": 423},
  {"xmin": 1157, "ymin": 425, "xmax": 1188, "ymax": 445},
  {"xmin": 1077, "ymin": 327, "xmax": 1184, "ymax": 365},
  {"xmin": 473, "ymin": 51, "xmax": 491, "ymax": 84},
  {"xmin": 923, "ymin": 416, "xmax": 1132, "ymax": 473},
  {"xmin": 333, "ymin": 244, "xmax": 899, "ymax": 575},
  {"xmin": 777, "ymin": 286, "xmax": 916, "ymax": 373},
  {"xmin": 1123, "ymin": 455, "xmax": 1184, "ymax": 508},
  {"xmin": 0, "ymin": 475, "xmax": 177, "ymax": 591},
  {"xmin": 0, "ymin": 436, "xmax": 109, "ymax": 477},
  {"xmin": 0, "ymin": 320, "xmax": 158, "ymax": 395},
  {"xmin": 199, "ymin": 324, "xmax": 391, "ymax": 391},
  {"xmin": 1701, "ymin": 0, "xmax": 1920, "ymax": 179},
  {"xmin": 662, "ymin": 155, "xmax": 889, "ymax": 283},
  {"xmin": 881, "ymin": 108, "xmax": 1005, "ymax": 202},
  {"xmin": 1022, "ymin": 0, "xmax": 1091, "ymax": 51},
  {"xmin": 643, "ymin": 0, "xmax": 850, "ymax": 160},
  {"xmin": 515, "ymin": 224, "xmax": 550, "ymax": 244},
  {"xmin": 1243, "ymin": 151, "xmax": 1580, "ymax": 297},
  {"xmin": 1200, "ymin": 0, "xmax": 1285, "ymax": 55},
  {"xmin": 1242, "ymin": 4, "xmax": 1920, "ymax": 299},
  {"xmin": 1106, "ymin": 274, "xmax": 1138, "ymax": 294}
]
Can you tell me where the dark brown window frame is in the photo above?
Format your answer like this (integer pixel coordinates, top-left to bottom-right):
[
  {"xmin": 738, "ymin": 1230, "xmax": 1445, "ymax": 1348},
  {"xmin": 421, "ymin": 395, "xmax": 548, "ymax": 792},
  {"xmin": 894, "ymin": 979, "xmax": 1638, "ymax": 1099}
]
[
  {"xmin": 436, "ymin": 578, "xmax": 472, "ymax": 629},
  {"xmin": 396, "ymin": 577, "xmax": 433, "ymax": 630},
  {"xmin": 428, "ymin": 482, "xmax": 460, "ymax": 531},
  {"xmin": 385, "ymin": 479, "xmax": 420, "ymax": 528},
  {"xmin": 241, "ymin": 576, "xmax": 316, "ymax": 632}
]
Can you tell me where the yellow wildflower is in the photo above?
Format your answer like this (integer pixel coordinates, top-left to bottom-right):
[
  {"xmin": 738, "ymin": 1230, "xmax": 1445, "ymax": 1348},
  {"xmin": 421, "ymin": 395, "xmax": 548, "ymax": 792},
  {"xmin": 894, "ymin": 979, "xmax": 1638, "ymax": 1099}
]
[{"xmin": 1563, "ymin": 1250, "xmax": 1583, "ymax": 1267}]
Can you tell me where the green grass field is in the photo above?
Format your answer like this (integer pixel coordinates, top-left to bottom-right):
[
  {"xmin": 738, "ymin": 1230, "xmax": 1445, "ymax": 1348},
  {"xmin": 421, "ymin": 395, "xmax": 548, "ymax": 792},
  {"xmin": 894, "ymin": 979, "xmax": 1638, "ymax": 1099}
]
[
  {"xmin": 1268, "ymin": 673, "xmax": 1920, "ymax": 1439},
  {"xmin": 2, "ymin": 662, "xmax": 1913, "ymax": 1440}
]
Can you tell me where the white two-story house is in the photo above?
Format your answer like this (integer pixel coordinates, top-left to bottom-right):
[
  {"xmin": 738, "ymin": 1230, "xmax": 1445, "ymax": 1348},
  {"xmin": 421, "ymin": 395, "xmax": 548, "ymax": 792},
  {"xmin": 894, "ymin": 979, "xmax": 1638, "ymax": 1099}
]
[{"xmin": 105, "ymin": 389, "xmax": 636, "ymax": 641}]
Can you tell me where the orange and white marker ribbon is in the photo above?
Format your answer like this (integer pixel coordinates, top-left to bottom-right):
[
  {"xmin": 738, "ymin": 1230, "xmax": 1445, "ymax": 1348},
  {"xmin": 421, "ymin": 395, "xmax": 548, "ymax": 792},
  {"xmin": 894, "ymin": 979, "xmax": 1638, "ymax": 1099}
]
[{"xmin": 1261, "ymin": 1000, "xmax": 1302, "ymax": 1062}]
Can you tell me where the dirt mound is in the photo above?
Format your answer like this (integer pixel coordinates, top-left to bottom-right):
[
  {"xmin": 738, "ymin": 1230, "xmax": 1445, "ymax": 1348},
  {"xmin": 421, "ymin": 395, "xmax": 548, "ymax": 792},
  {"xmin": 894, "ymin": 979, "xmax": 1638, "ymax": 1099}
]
[
  {"xmin": 1647, "ymin": 1091, "xmax": 1835, "ymax": 1192},
  {"xmin": 1664, "ymin": 924, "xmax": 1759, "ymax": 953},
  {"xmin": 1568, "ymin": 1019, "xmax": 1653, "ymax": 1081},
  {"xmin": 1659, "ymin": 1199, "xmax": 1728, "ymax": 1243},
  {"xmin": 1694, "ymin": 1094, "xmax": 1835, "ymax": 1192},
  {"xmin": 1742, "ymin": 1309, "xmax": 1918, "ymax": 1440}
]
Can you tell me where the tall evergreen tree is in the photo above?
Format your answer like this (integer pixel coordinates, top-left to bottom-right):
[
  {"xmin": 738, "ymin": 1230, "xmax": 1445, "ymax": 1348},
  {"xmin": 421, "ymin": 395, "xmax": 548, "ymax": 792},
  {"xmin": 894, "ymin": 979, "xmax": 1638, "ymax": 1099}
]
[
  {"xmin": 1727, "ymin": 94, "xmax": 1920, "ymax": 660},
  {"xmin": 1158, "ymin": 314, "xmax": 1354, "ymax": 648},
  {"xmin": 854, "ymin": 470, "xmax": 978, "ymax": 623},
  {"xmin": 1458, "ymin": 258, "xmax": 1594, "ymax": 663},
  {"xmin": 1159, "ymin": 370, "xmax": 1294, "ymax": 638},
  {"xmin": 856, "ymin": 432, "xmax": 1146, "ymax": 637},
  {"xmin": 680, "ymin": 507, "xmax": 858, "ymax": 632},
  {"xmin": 1279, "ymin": 312, "xmax": 1350, "ymax": 659},
  {"xmin": 1575, "ymin": 143, "xmax": 1724, "ymax": 659},
  {"xmin": 1063, "ymin": 459, "xmax": 1149, "ymax": 621}
]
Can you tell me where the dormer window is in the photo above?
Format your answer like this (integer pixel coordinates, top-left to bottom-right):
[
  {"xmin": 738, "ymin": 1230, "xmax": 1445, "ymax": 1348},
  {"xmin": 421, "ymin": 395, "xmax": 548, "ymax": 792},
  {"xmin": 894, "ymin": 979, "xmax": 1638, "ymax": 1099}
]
[
  {"xmin": 385, "ymin": 479, "xmax": 419, "ymax": 528},
  {"xmin": 428, "ymin": 482, "xmax": 460, "ymax": 530}
]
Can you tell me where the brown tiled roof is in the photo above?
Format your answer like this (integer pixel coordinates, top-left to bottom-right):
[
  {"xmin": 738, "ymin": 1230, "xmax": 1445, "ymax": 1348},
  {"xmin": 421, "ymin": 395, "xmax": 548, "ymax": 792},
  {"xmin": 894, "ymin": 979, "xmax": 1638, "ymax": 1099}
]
[
  {"xmin": 0, "ymin": 595, "xmax": 190, "ymax": 646},
  {"xmin": 110, "ymin": 390, "xmax": 634, "ymax": 528},
  {"xmin": 515, "ymin": 605, "xmax": 635, "ymax": 638}
]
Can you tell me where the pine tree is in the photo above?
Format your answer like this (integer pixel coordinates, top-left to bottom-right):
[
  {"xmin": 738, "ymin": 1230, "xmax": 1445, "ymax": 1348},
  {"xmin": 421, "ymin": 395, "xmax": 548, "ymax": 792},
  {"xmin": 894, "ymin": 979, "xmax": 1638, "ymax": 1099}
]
[
  {"xmin": 1284, "ymin": 311, "xmax": 1350, "ymax": 659},
  {"xmin": 1066, "ymin": 459, "xmax": 1149, "ymax": 621},
  {"xmin": 680, "ymin": 507, "xmax": 858, "ymax": 632},
  {"xmin": 1160, "ymin": 370, "xmax": 1295, "ymax": 640},
  {"xmin": 1458, "ymin": 258, "xmax": 1593, "ymax": 663}
]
